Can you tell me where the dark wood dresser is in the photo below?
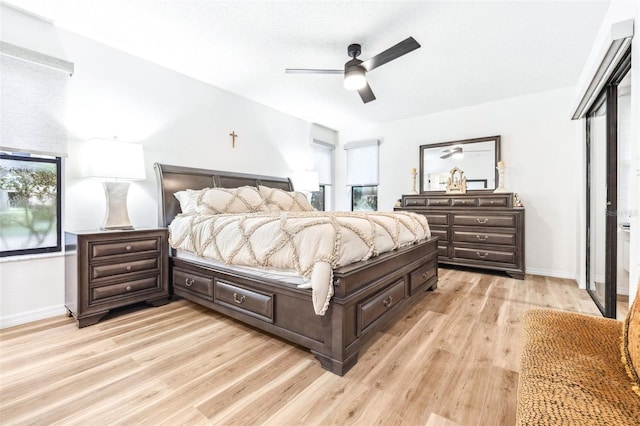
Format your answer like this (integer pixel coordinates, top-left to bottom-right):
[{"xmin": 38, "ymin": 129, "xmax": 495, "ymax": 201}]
[
  {"xmin": 396, "ymin": 191, "xmax": 525, "ymax": 279},
  {"xmin": 65, "ymin": 228, "xmax": 169, "ymax": 327}
]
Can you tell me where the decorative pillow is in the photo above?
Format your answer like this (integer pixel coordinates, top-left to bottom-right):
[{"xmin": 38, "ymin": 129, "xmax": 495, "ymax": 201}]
[
  {"xmin": 173, "ymin": 189, "xmax": 205, "ymax": 214},
  {"xmin": 197, "ymin": 186, "xmax": 267, "ymax": 215},
  {"xmin": 622, "ymin": 282, "xmax": 640, "ymax": 397},
  {"xmin": 259, "ymin": 186, "xmax": 315, "ymax": 212}
]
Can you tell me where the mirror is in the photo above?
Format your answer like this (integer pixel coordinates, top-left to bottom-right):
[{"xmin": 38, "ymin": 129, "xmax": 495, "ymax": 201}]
[{"xmin": 419, "ymin": 136, "xmax": 500, "ymax": 192}]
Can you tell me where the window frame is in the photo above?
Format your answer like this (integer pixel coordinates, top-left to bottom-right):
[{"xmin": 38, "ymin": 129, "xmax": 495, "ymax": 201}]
[{"xmin": 0, "ymin": 153, "xmax": 62, "ymax": 257}]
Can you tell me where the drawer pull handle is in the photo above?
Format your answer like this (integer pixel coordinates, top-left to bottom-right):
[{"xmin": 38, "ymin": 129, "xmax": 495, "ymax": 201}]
[
  {"xmin": 382, "ymin": 296, "xmax": 393, "ymax": 308},
  {"xmin": 126, "ymin": 265, "xmax": 132, "ymax": 271},
  {"xmin": 185, "ymin": 278, "xmax": 195, "ymax": 287},
  {"xmin": 476, "ymin": 235, "xmax": 488, "ymax": 241},
  {"xmin": 477, "ymin": 252, "xmax": 489, "ymax": 259},
  {"xmin": 125, "ymin": 245, "xmax": 132, "ymax": 251},
  {"xmin": 476, "ymin": 218, "xmax": 489, "ymax": 224},
  {"xmin": 126, "ymin": 285, "xmax": 132, "ymax": 291},
  {"xmin": 233, "ymin": 292, "xmax": 246, "ymax": 304}
]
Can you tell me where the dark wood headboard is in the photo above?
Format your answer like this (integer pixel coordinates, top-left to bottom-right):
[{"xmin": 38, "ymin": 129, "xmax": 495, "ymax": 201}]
[{"xmin": 154, "ymin": 163, "xmax": 294, "ymax": 227}]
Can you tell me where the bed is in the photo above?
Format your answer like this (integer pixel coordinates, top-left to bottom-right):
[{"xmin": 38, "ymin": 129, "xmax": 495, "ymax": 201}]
[{"xmin": 155, "ymin": 163, "xmax": 439, "ymax": 375}]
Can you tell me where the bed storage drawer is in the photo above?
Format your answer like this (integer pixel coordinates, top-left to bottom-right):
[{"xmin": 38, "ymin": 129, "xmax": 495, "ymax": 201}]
[
  {"xmin": 214, "ymin": 280, "xmax": 274, "ymax": 322},
  {"xmin": 358, "ymin": 279, "xmax": 406, "ymax": 334},
  {"xmin": 173, "ymin": 267, "xmax": 214, "ymax": 299},
  {"xmin": 409, "ymin": 259, "xmax": 437, "ymax": 294}
]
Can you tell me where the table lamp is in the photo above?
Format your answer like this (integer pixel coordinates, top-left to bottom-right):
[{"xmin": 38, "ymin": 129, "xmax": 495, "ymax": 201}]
[{"xmin": 83, "ymin": 138, "xmax": 146, "ymax": 230}]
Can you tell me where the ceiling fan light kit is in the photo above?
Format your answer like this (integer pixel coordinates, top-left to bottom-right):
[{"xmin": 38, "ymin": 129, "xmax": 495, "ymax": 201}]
[
  {"xmin": 344, "ymin": 66, "xmax": 366, "ymax": 90},
  {"xmin": 286, "ymin": 37, "xmax": 421, "ymax": 103}
]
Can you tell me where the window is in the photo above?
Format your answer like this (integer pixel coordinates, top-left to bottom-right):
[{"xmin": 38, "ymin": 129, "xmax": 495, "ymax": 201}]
[
  {"xmin": 310, "ymin": 140, "xmax": 335, "ymax": 211},
  {"xmin": 345, "ymin": 139, "xmax": 379, "ymax": 211},
  {"xmin": 351, "ymin": 185, "xmax": 378, "ymax": 211},
  {"xmin": 0, "ymin": 153, "xmax": 61, "ymax": 256},
  {"xmin": 0, "ymin": 42, "xmax": 73, "ymax": 257},
  {"xmin": 310, "ymin": 186, "xmax": 325, "ymax": 211}
]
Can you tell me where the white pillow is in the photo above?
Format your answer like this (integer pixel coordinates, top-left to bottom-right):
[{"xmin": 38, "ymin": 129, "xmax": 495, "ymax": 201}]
[
  {"xmin": 173, "ymin": 189, "xmax": 205, "ymax": 214},
  {"xmin": 259, "ymin": 186, "xmax": 315, "ymax": 212},
  {"xmin": 197, "ymin": 186, "xmax": 267, "ymax": 214}
]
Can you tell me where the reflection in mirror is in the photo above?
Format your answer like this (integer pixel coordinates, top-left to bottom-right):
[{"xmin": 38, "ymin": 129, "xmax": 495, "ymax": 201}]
[{"xmin": 420, "ymin": 136, "xmax": 500, "ymax": 192}]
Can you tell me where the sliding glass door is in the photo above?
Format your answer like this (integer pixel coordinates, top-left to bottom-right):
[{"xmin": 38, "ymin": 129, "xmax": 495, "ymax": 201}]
[{"xmin": 585, "ymin": 50, "xmax": 630, "ymax": 318}]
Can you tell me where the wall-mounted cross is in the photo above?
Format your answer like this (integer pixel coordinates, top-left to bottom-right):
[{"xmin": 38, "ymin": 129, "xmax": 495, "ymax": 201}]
[{"xmin": 229, "ymin": 131, "xmax": 238, "ymax": 148}]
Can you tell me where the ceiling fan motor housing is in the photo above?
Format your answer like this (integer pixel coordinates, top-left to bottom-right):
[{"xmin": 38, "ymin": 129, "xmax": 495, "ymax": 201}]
[{"xmin": 347, "ymin": 43, "xmax": 361, "ymax": 59}]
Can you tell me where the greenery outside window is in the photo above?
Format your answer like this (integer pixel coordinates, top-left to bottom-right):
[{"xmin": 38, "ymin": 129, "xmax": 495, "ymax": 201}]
[
  {"xmin": 0, "ymin": 153, "xmax": 62, "ymax": 257},
  {"xmin": 310, "ymin": 185, "xmax": 326, "ymax": 211},
  {"xmin": 351, "ymin": 185, "xmax": 378, "ymax": 211}
]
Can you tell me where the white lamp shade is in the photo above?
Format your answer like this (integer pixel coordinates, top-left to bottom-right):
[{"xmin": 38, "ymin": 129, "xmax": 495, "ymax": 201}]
[
  {"xmin": 292, "ymin": 171, "xmax": 320, "ymax": 192},
  {"xmin": 83, "ymin": 138, "xmax": 146, "ymax": 180}
]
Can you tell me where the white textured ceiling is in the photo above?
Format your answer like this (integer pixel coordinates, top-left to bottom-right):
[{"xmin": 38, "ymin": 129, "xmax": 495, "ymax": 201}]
[{"xmin": 4, "ymin": 0, "xmax": 610, "ymax": 130}]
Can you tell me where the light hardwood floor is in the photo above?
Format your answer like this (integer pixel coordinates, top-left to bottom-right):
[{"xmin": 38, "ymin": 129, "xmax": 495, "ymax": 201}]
[{"xmin": 0, "ymin": 268, "xmax": 602, "ymax": 426}]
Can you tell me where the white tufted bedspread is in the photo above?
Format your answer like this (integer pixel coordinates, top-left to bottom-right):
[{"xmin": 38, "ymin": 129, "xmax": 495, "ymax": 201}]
[{"xmin": 169, "ymin": 210, "xmax": 430, "ymax": 315}]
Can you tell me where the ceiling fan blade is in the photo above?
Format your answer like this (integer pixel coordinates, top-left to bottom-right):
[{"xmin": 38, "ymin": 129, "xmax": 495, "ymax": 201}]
[
  {"xmin": 361, "ymin": 37, "xmax": 421, "ymax": 72},
  {"xmin": 358, "ymin": 82, "xmax": 376, "ymax": 103},
  {"xmin": 285, "ymin": 68, "xmax": 343, "ymax": 74}
]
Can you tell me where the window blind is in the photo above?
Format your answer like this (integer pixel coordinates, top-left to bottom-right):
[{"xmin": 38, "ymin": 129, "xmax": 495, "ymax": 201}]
[
  {"xmin": 345, "ymin": 139, "xmax": 379, "ymax": 186},
  {"xmin": 0, "ymin": 42, "xmax": 74, "ymax": 157},
  {"xmin": 311, "ymin": 139, "xmax": 334, "ymax": 185}
]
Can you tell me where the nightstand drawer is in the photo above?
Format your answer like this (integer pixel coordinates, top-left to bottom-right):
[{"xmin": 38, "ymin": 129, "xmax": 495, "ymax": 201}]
[
  {"xmin": 91, "ymin": 276, "xmax": 160, "ymax": 302},
  {"xmin": 91, "ymin": 257, "xmax": 159, "ymax": 281},
  {"xmin": 174, "ymin": 268, "xmax": 214, "ymax": 299},
  {"xmin": 214, "ymin": 280, "xmax": 273, "ymax": 322},
  {"xmin": 91, "ymin": 238, "xmax": 160, "ymax": 259}
]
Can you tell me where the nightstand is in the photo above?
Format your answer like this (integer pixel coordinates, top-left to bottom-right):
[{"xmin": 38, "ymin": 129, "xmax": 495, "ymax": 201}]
[{"xmin": 65, "ymin": 228, "xmax": 170, "ymax": 327}]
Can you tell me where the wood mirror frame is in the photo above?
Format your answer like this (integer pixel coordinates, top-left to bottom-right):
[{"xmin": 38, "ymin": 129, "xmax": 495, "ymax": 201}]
[{"xmin": 419, "ymin": 136, "xmax": 501, "ymax": 193}]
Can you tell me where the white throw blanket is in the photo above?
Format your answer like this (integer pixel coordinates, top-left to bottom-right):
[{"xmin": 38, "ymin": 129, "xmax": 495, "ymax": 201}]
[{"xmin": 169, "ymin": 211, "xmax": 431, "ymax": 315}]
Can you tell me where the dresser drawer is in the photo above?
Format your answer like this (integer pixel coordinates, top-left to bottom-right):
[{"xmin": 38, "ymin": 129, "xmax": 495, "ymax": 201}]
[
  {"xmin": 91, "ymin": 237, "xmax": 160, "ymax": 259},
  {"xmin": 91, "ymin": 276, "xmax": 160, "ymax": 302},
  {"xmin": 173, "ymin": 267, "xmax": 214, "ymax": 299},
  {"xmin": 91, "ymin": 257, "xmax": 158, "ymax": 281},
  {"xmin": 425, "ymin": 214, "xmax": 449, "ymax": 226},
  {"xmin": 453, "ymin": 230, "xmax": 516, "ymax": 246},
  {"xmin": 451, "ymin": 197, "xmax": 477, "ymax": 207},
  {"xmin": 404, "ymin": 197, "xmax": 427, "ymax": 207},
  {"xmin": 409, "ymin": 260, "xmax": 437, "ymax": 294},
  {"xmin": 453, "ymin": 214, "xmax": 516, "ymax": 228},
  {"xmin": 430, "ymin": 228, "xmax": 448, "ymax": 242},
  {"xmin": 358, "ymin": 279, "xmax": 406, "ymax": 333},
  {"xmin": 453, "ymin": 247, "xmax": 516, "ymax": 264},
  {"xmin": 427, "ymin": 198, "xmax": 450, "ymax": 207},
  {"xmin": 478, "ymin": 196, "xmax": 510, "ymax": 208},
  {"xmin": 214, "ymin": 280, "xmax": 273, "ymax": 322}
]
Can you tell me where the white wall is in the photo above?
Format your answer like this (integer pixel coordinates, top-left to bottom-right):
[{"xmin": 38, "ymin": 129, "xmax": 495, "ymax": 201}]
[
  {"xmin": 573, "ymin": 0, "xmax": 640, "ymax": 304},
  {"xmin": 337, "ymin": 87, "xmax": 581, "ymax": 279},
  {"xmin": 0, "ymin": 6, "xmax": 314, "ymax": 327}
]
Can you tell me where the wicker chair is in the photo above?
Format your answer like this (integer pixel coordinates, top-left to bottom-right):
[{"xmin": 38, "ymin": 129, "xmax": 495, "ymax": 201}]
[{"xmin": 516, "ymin": 284, "xmax": 640, "ymax": 425}]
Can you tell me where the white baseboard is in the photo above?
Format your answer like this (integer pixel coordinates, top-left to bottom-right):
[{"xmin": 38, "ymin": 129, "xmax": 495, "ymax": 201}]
[
  {"xmin": 525, "ymin": 267, "xmax": 576, "ymax": 281},
  {"xmin": 0, "ymin": 305, "xmax": 67, "ymax": 329}
]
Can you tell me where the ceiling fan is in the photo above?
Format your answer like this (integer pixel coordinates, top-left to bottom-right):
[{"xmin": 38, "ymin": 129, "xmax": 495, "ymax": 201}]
[
  {"xmin": 285, "ymin": 37, "xmax": 421, "ymax": 103},
  {"xmin": 440, "ymin": 147, "xmax": 463, "ymax": 159}
]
